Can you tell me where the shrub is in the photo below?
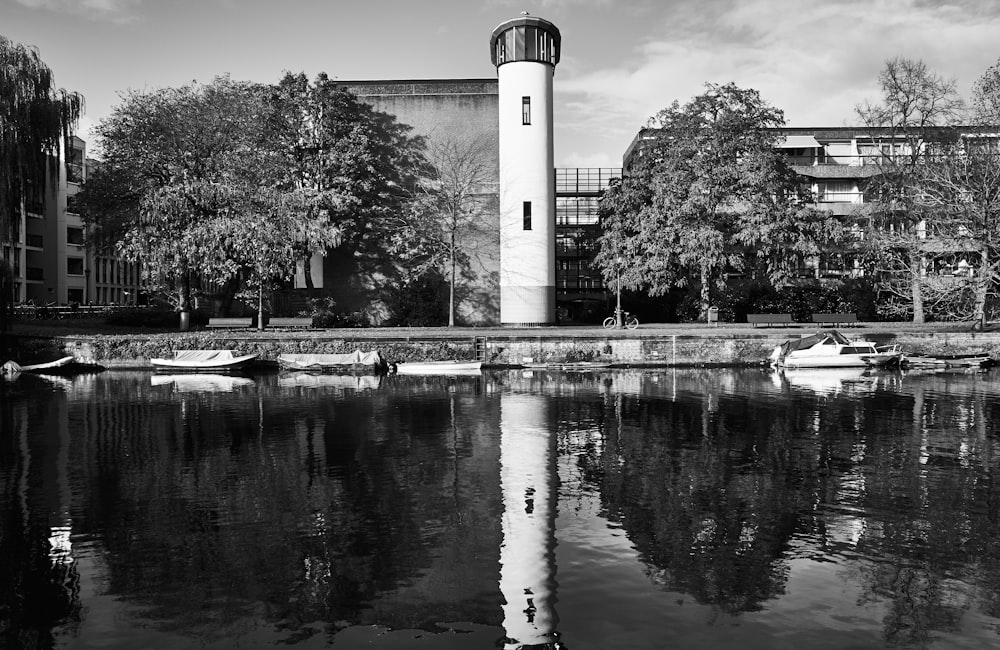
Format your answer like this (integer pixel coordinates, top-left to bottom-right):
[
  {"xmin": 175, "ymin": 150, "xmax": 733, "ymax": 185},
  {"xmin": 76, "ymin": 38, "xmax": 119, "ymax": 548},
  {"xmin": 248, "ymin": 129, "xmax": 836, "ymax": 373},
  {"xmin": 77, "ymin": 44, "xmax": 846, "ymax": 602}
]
[
  {"xmin": 307, "ymin": 297, "xmax": 367, "ymax": 328},
  {"xmin": 104, "ymin": 308, "xmax": 209, "ymax": 329},
  {"xmin": 711, "ymin": 278, "xmax": 879, "ymax": 323},
  {"xmin": 382, "ymin": 273, "xmax": 448, "ymax": 327}
]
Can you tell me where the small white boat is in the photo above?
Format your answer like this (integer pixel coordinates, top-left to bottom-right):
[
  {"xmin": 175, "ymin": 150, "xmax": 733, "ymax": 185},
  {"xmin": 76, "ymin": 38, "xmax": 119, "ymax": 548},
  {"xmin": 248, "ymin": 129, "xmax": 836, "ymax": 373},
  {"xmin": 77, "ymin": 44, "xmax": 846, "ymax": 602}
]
[
  {"xmin": 770, "ymin": 330, "xmax": 902, "ymax": 369},
  {"xmin": 393, "ymin": 360, "xmax": 483, "ymax": 375},
  {"xmin": 150, "ymin": 350, "xmax": 258, "ymax": 372},
  {"xmin": 1, "ymin": 356, "xmax": 102, "ymax": 376}
]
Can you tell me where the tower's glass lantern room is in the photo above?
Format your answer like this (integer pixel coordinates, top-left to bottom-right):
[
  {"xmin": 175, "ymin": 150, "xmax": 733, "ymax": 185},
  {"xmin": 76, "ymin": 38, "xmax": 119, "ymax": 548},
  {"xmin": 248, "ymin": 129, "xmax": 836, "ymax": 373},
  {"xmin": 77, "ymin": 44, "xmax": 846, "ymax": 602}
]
[{"xmin": 490, "ymin": 15, "xmax": 561, "ymax": 68}]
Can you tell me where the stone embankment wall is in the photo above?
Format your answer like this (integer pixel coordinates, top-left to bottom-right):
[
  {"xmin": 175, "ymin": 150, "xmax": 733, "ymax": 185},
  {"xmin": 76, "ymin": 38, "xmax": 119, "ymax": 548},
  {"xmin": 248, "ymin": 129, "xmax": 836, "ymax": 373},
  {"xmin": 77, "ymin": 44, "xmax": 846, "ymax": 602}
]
[{"xmin": 55, "ymin": 329, "xmax": 1000, "ymax": 369}]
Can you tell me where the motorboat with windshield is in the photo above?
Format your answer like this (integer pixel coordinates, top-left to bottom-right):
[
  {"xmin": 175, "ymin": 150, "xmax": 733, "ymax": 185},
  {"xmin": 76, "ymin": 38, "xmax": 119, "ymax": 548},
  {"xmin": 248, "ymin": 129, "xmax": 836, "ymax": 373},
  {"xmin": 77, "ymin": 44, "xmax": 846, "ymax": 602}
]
[{"xmin": 770, "ymin": 329, "xmax": 902, "ymax": 369}]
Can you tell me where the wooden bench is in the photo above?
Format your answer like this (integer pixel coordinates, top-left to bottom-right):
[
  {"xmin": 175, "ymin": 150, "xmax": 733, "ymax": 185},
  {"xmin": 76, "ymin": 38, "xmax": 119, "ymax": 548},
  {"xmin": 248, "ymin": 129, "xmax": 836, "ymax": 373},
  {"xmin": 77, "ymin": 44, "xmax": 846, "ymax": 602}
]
[
  {"xmin": 206, "ymin": 317, "xmax": 253, "ymax": 329},
  {"xmin": 267, "ymin": 317, "xmax": 313, "ymax": 328},
  {"xmin": 747, "ymin": 313, "xmax": 794, "ymax": 327},
  {"xmin": 811, "ymin": 312, "xmax": 858, "ymax": 326},
  {"xmin": 206, "ymin": 316, "xmax": 314, "ymax": 329}
]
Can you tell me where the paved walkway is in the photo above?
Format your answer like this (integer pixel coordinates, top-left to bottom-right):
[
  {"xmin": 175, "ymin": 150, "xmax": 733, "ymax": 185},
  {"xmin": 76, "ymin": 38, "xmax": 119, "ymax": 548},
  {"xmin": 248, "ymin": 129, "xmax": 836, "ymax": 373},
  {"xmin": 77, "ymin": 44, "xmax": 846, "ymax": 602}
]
[{"xmin": 9, "ymin": 319, "xmax": 990, "ymax": 340}]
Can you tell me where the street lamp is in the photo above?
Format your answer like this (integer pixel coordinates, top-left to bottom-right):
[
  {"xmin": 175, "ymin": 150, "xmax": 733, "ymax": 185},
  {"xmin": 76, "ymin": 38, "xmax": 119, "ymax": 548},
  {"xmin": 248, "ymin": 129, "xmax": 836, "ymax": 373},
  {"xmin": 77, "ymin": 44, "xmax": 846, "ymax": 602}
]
[{"xmin": 615, "ymin": 256, "xmax": 623, "ymax": 328}]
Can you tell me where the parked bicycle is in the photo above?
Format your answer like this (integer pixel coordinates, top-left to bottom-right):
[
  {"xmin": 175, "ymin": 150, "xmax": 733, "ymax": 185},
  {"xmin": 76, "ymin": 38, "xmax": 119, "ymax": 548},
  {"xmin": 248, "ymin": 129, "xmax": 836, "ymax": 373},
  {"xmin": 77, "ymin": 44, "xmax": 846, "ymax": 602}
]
[{"xmin": 603, "ymin": 309, "xmax": 639, "ymax": 330}]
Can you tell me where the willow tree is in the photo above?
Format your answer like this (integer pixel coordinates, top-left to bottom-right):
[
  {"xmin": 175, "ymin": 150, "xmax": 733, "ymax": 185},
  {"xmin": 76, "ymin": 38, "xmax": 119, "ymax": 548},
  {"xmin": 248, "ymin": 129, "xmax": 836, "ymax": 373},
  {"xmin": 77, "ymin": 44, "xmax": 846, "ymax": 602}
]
[{"xmin": 0, "ymin": 36, "xmax": 83, "ymax": 328}]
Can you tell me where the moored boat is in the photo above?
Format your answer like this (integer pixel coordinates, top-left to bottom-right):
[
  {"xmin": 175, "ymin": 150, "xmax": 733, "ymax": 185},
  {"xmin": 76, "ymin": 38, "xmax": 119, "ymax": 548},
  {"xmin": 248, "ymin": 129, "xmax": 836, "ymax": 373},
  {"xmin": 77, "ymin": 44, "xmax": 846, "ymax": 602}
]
[
  {"xmin": 277, "ymin": 351, "xmax": 387, "ymax": 373},
  {"xmin": 393, "ymin": 360, "xmax": 483, "ymax": 375},
  {"xmin": 150, "ymin": 350, "xmax": 258, "ymax": 372},
  {"xmin": 902, "ymin": 354, "xmax": 993, "ymax": 370},
  {"xmin": 770, "ymin": 330, "xmax": 903, "ymax": 369},
  {"xmin": 1, "ymin": 356, "xmax": 104, "ymax": 376}
]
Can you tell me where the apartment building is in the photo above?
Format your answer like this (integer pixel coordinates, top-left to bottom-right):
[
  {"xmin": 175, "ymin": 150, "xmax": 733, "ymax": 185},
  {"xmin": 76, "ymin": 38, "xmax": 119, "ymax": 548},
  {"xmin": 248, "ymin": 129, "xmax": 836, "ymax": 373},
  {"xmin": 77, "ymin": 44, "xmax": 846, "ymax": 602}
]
[
  {"xmin": 622, "ymin": 125, "xmax": 998, "ymax": 284},
  {"xmin": 2, "ymin": 136, "xmax": 141, "ymax": 308}
]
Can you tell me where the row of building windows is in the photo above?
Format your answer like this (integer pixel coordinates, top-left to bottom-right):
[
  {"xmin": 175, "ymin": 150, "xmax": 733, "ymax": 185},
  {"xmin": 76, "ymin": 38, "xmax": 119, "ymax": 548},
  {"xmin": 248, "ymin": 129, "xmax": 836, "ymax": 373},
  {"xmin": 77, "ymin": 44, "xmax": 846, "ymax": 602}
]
[
  {"xmin": 21, "ymin": 227, "xmax": 85, "ymax": 250},
  {"xmin": 556, "ymin": 168, "xmax": 622, "ymax": 194}
]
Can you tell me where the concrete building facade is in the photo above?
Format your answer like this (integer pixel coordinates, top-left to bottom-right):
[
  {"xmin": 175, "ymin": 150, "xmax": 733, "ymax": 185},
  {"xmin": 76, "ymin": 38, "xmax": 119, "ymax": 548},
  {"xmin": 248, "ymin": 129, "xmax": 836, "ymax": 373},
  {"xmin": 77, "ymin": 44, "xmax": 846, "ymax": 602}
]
[
  {"xmin": 2, "ymin": 136, "xmax": 140, "ymax": 309},
  {"xmin": 332, "ymin": 79, "xmax": 502, "ymax": 326}
]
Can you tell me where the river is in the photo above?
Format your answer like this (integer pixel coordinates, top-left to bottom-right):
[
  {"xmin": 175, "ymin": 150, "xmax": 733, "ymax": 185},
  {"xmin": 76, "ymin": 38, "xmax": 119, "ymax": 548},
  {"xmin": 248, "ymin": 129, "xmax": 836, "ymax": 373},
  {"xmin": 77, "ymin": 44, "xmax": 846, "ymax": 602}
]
[{"xmin": 2, "ymin": 366, "xmax": 999, "ymax": 649}]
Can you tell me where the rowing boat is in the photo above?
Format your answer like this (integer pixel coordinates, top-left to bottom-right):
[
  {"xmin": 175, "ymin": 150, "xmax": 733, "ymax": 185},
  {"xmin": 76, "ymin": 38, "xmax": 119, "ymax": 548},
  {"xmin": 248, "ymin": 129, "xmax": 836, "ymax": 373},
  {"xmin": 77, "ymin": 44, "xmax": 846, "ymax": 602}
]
[{"xmin": 150, "ymin": 350, "xmax": 258, "ymax": 372}]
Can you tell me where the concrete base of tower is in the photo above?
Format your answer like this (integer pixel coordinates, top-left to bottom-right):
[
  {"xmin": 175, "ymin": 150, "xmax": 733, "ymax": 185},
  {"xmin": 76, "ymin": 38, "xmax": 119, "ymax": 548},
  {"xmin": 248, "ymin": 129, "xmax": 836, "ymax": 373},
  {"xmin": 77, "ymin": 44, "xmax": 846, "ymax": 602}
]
[{"xmin": 501, "ymin": 285, "xmax": 555, "ymax": 327}]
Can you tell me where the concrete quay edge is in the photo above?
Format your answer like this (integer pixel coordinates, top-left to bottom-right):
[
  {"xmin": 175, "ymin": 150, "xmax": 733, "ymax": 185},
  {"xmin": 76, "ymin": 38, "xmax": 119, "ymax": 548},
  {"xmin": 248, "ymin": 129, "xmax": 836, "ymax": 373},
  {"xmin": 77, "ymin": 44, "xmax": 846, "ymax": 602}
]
[{"xmin": 46, "ymin": 322, "xmax": 1000, "ymax": 369}]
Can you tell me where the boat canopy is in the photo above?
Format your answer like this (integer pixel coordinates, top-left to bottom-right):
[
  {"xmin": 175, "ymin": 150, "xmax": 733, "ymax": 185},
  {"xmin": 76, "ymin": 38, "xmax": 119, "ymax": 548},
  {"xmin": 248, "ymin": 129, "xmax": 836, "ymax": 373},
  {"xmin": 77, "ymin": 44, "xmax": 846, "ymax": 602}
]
[
  {"xmin": 171, "ymin": 350, "xmax": 246, "ymax": 363},
  {"xmin": 776, "ymin": 330, "xmax": 851, "ymax": 357}
]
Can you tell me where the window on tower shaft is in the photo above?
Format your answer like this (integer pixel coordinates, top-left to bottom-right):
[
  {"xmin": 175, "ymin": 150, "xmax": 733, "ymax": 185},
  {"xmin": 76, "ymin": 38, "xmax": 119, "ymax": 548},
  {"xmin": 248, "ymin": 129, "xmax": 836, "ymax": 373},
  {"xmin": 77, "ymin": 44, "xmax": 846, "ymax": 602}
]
[
  {"xmin": 523, "ymin": 201, "xmax": 532, "ymax": 230},
  {"xmin": 522, "ymin": 96, "xmax": 531, "ymax": 125}
]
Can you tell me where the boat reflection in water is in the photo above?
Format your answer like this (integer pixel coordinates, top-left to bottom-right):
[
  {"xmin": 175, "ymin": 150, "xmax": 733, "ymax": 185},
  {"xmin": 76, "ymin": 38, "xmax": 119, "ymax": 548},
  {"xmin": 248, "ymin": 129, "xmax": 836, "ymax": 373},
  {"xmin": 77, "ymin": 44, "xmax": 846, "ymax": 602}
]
[
  {"xmin": 150, "ymin": 373, "xmax": 256, "ymax": 392},
  {"xmin": 773, "ymin": 366, "xmax": 876, "ymax": 395},
  {"xmin": 4, "ymin": 368, "xmax": 1000, "ymax": 649}
]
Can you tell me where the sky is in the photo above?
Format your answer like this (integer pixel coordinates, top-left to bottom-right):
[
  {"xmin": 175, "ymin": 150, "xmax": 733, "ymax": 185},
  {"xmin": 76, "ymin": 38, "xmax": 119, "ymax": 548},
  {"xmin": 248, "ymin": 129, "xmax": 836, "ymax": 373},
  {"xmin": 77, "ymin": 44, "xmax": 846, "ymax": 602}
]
[{"xmin": 4, "ymin": 0, "xmax": 1000, "ymax": 167}]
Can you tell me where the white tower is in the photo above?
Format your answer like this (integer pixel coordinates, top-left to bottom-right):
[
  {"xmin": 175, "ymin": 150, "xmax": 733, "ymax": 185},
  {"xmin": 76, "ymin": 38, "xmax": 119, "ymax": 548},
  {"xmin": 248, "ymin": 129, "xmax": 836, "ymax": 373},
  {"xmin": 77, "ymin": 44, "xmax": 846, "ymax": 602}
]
[{"xmin": 490, "ymin": 14, "xmax": 561, "ymax": 327}]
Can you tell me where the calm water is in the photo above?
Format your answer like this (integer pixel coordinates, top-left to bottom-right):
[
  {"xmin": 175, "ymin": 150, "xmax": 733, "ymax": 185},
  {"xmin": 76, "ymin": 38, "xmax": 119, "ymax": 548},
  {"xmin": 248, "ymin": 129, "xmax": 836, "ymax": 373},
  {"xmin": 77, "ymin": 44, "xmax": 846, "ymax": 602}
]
[{"xmin": 3, "ymin": 367, "xmax": 1000, "ymax": 649}]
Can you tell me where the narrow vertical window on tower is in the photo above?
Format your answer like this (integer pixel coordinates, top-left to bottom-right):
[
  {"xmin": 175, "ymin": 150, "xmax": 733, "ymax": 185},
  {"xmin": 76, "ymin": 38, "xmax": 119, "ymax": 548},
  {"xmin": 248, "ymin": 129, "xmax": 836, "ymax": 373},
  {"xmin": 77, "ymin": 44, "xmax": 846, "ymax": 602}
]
[
  {"xmin": 522, "ymin": 96, "xmax": 531, "ymax": 125},
  {"xmin": 523, "ymin": 201, "xmax": 532, "ymax": 230}
]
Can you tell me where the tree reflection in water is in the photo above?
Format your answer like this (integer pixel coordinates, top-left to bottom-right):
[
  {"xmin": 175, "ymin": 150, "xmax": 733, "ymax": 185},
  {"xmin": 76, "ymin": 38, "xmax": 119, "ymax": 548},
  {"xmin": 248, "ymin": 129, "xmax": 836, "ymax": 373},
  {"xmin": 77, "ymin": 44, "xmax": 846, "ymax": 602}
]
[
  {"xmin": 560, "ymin": 369, "xmax": 1000, "ymax": 645},
  {"xmin": 1, "ymin": 368, "xmax": 999, "ymax": 649}
]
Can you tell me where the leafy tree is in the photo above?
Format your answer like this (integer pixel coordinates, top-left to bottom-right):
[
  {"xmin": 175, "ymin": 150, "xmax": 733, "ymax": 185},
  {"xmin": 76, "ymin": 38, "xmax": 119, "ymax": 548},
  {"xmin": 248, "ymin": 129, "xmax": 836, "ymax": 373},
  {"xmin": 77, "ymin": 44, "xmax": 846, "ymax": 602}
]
[
  {"xmin": 597, "ymin": 83, "xmax": 835, "ymax": 319},
  {"xmin": 0, "ymin": 36, "xmax": 83, "ymax": 329},
  {"xmin": 82, "ymin": 77, "xmax": 273, "ymax": 329},
  {"xmin": 80, "ymin": 75, "xmax": 368, "ymax": 330},
  {"xmin": 267, "ymin": 73, "xmax": 427, "ymax": 322},
  {"xmin": 387, "ymin": 134, "xmax": 497, "ymax": 326},
  {"xmin": 855, "ymin": 57, "xmax": 964, "ymax": 323},
  {"xmin": 972, "ymin": 57, "xmax": 1000, "ymax": 126}
]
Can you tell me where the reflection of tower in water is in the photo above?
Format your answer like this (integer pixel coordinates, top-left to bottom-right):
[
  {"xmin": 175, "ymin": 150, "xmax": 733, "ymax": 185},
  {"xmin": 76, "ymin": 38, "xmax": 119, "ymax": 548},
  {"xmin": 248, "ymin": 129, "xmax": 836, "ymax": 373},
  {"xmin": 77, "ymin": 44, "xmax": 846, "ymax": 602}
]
[{"xmin": 499, "ymin": 393, "xmax": 563, "ymax": 649}]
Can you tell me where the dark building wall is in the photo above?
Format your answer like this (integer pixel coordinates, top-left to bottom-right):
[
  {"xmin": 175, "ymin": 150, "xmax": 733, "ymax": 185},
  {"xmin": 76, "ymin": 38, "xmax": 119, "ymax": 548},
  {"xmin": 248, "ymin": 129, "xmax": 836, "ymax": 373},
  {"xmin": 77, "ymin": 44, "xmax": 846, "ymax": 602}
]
[{"xmin": 339, "ymin": 79, "xmax": 501, "ymax": 325}]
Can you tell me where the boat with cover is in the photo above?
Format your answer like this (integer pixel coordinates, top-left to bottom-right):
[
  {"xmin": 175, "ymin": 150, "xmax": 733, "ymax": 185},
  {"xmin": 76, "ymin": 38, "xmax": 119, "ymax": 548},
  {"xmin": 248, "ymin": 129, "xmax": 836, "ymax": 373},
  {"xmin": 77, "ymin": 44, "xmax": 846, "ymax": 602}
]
[
  {"xmin": 770, "ymin": 329, "xmax": 902, "ymax": 369},
  {"xmin": 277, "ymin": 351, "xmax": 387, "ymax": 373},
  {"xmin": 150, "ymin": 350, "xmax": 258, "ymax": 371},
  {"xmin": 393, "ymin": 360, "xmax": 483, "ymax": 375}
]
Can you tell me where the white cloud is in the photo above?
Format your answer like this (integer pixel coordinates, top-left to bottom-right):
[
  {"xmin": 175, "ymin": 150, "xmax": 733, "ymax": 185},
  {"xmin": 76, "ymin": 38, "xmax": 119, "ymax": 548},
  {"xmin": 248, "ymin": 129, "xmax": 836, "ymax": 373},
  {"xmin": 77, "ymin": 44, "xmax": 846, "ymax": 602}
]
[
  {"xmin": 557, "ymin": 0, "xmax": 1000, "ymax": 136},
  {"xmin": 14, "ymin": 0, "xmax": 146, "ymax": 23},
  {"xmin": 558, "ymin": 149, "xmax": 619, "ymax": 168}
]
